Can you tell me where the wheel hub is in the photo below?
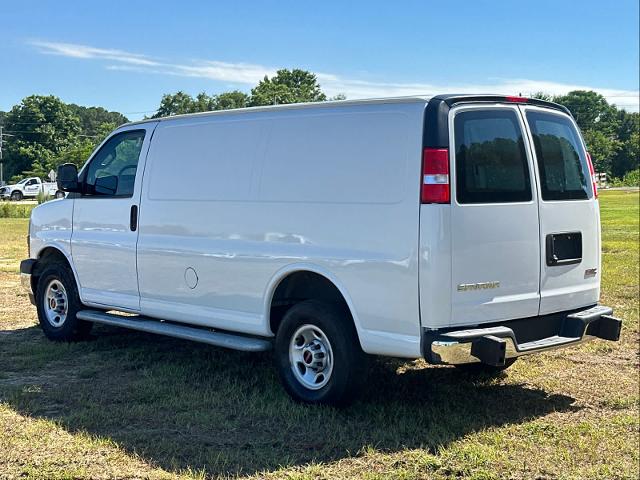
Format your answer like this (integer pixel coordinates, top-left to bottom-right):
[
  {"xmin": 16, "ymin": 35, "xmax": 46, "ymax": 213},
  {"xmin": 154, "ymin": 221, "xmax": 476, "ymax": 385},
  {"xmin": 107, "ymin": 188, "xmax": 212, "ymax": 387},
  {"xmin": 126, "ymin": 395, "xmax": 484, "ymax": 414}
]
[
  {"xmin": 289, "ymin": 324, "xmax": 334, "ymax": 390},
  {"xmin": 43, "ymin": 279, "xmax": 68, "ymax": 327},
  {"xmin": 302, "ymin": 339, "xmax": 328, "ymax": 371}
]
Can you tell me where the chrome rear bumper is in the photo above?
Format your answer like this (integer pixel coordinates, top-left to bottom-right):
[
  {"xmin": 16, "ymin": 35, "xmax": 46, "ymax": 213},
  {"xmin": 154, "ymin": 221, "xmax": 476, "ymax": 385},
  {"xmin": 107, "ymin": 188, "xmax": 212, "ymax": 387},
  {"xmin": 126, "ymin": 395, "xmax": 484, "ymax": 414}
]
[{"xmin": 423, "ymin": 305, "xmax": 622, "ymax": 366}]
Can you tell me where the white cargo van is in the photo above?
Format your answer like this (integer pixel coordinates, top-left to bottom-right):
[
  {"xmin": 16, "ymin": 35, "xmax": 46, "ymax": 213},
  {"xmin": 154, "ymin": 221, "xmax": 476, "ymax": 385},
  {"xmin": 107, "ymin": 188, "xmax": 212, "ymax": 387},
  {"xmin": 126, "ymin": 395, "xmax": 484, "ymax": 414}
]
[{"xmin": 21, "ymin": 95, "xmax": 621, "ymax": 405}]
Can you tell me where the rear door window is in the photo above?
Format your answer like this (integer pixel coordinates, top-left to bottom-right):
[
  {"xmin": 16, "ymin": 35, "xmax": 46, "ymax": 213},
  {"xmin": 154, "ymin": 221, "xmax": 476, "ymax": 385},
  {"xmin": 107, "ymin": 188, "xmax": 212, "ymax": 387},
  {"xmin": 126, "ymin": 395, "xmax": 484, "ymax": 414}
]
[
  {"xmin": 526, "ymin": 111, "xmax": 591, "ymax": 201},
  {"xmin": 454, "ymin": 109, "xmax": 532, "ymax": 204}
]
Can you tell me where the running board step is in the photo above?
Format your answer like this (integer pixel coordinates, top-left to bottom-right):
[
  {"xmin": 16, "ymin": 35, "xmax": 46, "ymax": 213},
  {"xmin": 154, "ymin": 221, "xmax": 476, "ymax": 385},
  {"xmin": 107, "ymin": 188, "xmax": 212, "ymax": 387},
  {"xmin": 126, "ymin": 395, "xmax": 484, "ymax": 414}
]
[{"xmin": 76, "ymin": 310, "xmax": 272, "ymax": 352}]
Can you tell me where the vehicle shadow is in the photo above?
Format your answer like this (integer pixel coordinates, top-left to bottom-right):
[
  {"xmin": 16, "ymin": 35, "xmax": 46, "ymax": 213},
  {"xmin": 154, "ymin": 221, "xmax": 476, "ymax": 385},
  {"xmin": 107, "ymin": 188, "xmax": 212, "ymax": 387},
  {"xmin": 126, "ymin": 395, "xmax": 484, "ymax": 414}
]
[{"xmin": 0, "ymin": 324, "xmax": 578, "ymax": 477}]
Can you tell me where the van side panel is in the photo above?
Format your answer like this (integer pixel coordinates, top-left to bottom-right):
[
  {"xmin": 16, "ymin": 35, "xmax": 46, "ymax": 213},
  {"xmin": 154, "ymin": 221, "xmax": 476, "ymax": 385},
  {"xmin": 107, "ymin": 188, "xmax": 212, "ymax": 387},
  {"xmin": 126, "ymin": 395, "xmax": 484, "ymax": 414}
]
[{"xmin": 136, "ymin": 102, "xmax": 425, "ymax": 357}]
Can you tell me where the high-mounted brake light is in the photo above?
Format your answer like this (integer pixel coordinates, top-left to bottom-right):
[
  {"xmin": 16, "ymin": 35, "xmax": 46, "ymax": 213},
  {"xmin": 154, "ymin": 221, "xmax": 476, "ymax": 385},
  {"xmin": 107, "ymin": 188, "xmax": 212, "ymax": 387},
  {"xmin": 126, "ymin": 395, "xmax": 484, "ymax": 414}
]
[
  {"xmin": 505, "ymin": 95, "xmax": 528, "ymax": 103},
  {"xmin": 422, "ymin": 148, "xmax": 450, "ymax": 204},
  {"xmin": 586, "ymin": 152, "xmax": 598, "ymax": 199}
]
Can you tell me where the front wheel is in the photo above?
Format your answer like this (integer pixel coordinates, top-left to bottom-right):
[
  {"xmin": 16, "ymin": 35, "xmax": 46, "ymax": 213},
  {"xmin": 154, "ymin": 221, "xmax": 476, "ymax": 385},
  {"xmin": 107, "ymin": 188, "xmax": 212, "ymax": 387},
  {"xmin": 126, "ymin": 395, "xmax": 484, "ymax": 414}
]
[
  {"xmin": 274, "ymin": 300, "xmax": 368, "ymax": 406},
  {"xmin": 35, "ymin": 262, "xmax": 92, "ymax": 341},
  {"xmin": 10, "ymin": 191, "xmax": 23, "ymax": 201},
  {"xmin": 54, "ymin": 190, "xmax": 65, "ymax": 199}
]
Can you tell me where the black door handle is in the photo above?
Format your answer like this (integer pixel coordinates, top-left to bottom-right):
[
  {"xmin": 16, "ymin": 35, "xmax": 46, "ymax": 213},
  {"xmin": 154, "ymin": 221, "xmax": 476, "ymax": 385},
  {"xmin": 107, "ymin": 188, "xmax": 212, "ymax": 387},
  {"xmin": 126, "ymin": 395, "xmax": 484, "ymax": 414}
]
[{"xmin": 130, "ymin": 205, "xmax": 138, "ymax": 232}]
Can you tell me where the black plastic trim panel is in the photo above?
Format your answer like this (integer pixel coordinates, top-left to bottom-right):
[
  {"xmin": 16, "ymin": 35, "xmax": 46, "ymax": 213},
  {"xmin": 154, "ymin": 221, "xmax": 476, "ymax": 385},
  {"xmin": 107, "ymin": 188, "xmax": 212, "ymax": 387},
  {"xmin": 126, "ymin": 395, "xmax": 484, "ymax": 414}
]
[
  {"xmin": 423, "ymin": 94, "xmax": 572, "ymax": 149},
  {"xmin": 20, "ymin": 258, "xmax": 36, "ymax": 274}
]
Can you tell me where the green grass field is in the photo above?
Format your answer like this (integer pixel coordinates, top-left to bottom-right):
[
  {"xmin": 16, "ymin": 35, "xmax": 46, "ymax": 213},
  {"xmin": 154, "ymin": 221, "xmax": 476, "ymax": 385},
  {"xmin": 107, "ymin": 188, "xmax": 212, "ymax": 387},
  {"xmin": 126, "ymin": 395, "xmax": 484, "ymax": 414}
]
[{"xmin": 0, "ymin": 190, "xmax": 638, "ymax": 480}]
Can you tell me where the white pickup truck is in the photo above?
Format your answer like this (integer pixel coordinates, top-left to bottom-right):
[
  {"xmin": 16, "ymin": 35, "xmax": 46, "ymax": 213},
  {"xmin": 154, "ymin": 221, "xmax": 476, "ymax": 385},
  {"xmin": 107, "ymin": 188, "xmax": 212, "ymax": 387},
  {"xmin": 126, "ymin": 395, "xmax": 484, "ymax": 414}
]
[{"xmin": 0, "ymin": 177, "xmax": 64, "ymax": 201}]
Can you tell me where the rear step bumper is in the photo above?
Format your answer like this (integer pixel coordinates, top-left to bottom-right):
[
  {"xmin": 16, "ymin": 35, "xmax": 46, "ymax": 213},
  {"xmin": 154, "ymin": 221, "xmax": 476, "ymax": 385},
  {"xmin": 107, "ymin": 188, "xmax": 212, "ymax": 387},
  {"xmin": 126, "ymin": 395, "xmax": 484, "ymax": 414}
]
[
  {"xmin": 76, "ymin": 310, "xmax": 272, "ymax": 352},
  {"xmin": 422, "ymin": 305, "xmax": 622, "ymax": 366}
]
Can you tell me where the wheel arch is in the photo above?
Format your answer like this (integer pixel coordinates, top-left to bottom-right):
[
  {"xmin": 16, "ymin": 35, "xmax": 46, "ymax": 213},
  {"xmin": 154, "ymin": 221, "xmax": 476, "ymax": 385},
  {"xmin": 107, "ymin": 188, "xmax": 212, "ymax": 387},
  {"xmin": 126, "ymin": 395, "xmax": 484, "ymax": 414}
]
[
  {"xmin": 32, "ymin": 244, "xmax": 81, "ymax": 298},
  {"xmin": 264, "ymin": 264, "xmax": 364, "ymax": 345}
]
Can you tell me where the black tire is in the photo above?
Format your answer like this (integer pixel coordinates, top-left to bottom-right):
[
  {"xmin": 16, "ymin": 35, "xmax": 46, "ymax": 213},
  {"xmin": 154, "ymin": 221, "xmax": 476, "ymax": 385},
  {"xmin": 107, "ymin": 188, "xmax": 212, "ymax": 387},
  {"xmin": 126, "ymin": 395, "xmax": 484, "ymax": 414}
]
[
  {"xmin": 455, "ymin": 358, "xmax": 517, "ymax": 375},
  {"xmin": 35, "ymin": 262, "xmax": 92, "ymax": 341},
  {"xmin": 10, "ymin": 191, "xmax": 23, "ymax": 201},
  {"xmin": 274, "ymin": 300, "xmax": 368, "ymax": 406},
  {"xmin": 54, "ymin": 191, "xmax": 65, "ymax": 199}
]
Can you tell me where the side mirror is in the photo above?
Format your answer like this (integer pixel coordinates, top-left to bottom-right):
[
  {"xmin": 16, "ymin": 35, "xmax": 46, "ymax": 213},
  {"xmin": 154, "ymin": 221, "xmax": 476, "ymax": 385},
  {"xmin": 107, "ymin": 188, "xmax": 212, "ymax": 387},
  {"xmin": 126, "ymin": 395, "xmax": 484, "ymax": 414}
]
[
  {"xmin": 56, "ymin": 164, "xmax": 80, "ymax": 192},
  {"xmin": 94, "ymin": 175, "xmax": 118, "ymax": 196}
]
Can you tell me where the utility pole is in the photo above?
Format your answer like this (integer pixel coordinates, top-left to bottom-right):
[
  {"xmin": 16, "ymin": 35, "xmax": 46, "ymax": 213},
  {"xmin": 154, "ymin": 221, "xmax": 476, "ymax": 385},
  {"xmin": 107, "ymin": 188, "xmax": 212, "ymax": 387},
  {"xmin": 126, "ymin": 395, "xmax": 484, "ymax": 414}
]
[{"xmin": 0, "ymin": 126, "xmax": 13, "ymax": 186}]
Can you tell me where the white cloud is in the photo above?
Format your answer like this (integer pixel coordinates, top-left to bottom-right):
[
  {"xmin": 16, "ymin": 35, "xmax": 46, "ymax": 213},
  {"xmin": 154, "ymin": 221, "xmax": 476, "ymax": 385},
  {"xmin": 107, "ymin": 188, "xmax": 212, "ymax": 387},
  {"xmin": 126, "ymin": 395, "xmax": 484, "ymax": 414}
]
[
  {"xmin": 174, "ymin": 61, "xmax": 276, "ymax": 84},
  {"xmin": 30, "ymin": 40, "xmax": 159, "ymax": 66},
  {"xmin": 29, "ymin": 40, "xmax": 639, "ymax": 111},
  {"xmin": 318, "ymin": 76, "xmax": 639, "ymax": 111}
]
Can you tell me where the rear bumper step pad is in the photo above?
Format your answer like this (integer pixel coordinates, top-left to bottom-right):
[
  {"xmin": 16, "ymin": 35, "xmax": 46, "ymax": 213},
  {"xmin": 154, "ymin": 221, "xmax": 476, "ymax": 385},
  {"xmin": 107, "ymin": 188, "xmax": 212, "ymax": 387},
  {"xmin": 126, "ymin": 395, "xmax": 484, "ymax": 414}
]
[{"xmin": 422, "ymin": 305, "xmax": 622, "ymax": 366}]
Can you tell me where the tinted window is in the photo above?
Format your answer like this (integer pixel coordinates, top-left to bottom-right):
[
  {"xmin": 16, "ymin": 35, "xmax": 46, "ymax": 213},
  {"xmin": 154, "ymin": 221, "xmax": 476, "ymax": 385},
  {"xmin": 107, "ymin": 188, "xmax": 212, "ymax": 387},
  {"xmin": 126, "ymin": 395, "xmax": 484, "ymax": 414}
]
[
  {"xmin": 84, "ymin": 130, "xmax": 145, "ymax": 197},
  {"xmin": 526, "ymin": 111, "xmax": 590, "ymax": 201},
  {"xmin": 454, "ymin": 109, "xmax": 531, "ymax": 204}
]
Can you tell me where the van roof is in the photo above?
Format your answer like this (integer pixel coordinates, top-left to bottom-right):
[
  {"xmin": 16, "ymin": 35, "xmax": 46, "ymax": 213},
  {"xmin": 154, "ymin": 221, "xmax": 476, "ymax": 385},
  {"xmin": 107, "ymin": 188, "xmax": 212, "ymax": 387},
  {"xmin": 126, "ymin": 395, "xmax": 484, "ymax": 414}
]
[
  {"xmin": 123, "ymin": 95, "xmax": 431, "ymax": 126},
  {"xmin": 124, "ymin": 94, "xmax": 570, "ymax": 127}
]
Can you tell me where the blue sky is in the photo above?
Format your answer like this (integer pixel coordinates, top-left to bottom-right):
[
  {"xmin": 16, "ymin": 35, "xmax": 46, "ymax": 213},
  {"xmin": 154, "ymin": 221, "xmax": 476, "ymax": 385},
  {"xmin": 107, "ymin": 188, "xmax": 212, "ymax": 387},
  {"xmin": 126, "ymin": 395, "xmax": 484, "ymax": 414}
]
[{"xmin": 2, "ymin": 0, "xmax": 639, "ymax": 119}]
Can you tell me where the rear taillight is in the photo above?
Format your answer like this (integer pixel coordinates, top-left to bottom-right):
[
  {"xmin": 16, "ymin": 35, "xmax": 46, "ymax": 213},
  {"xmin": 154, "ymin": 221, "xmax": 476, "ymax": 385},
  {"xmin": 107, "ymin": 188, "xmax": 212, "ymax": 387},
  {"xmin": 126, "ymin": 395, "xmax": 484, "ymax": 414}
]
[
  {"xmin": 505, "ymin": 95, "xmax": 528, "ymax": 103},
  {"xmin": 586, "ymin": 152, "xmax": 598, "ymax": 199},
  {"xmin": 421, "ymin": 148, "xmax": 450, "ymax": 204}
]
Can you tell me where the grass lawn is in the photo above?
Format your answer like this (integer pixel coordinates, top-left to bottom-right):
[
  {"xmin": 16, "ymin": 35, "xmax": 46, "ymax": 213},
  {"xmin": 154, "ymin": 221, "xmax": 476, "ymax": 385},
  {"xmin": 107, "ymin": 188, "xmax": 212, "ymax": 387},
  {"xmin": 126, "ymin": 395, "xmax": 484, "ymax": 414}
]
[{"xmin": 0, "ymin": 190, "xmax": 638, "ymax": 479}]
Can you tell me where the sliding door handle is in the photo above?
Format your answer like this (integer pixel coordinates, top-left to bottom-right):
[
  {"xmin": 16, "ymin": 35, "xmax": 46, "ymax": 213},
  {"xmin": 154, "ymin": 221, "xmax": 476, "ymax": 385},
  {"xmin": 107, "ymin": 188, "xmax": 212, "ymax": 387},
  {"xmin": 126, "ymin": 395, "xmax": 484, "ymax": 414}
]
[{"xmin": 130, "ymin": 205, "xmax": 138, "ymax": 232}]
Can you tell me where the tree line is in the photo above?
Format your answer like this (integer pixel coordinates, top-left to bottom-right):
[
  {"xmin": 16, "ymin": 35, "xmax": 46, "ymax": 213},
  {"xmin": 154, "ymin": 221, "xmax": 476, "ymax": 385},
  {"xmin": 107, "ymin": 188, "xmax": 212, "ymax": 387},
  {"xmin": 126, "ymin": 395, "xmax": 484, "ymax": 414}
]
[
  {"xmin": 532, "ymin": 90, "xmax": 638, "ymax": 181},
  {"xmin": 0, "ymin": 68, "xmax": 637, "ymax": 185}
]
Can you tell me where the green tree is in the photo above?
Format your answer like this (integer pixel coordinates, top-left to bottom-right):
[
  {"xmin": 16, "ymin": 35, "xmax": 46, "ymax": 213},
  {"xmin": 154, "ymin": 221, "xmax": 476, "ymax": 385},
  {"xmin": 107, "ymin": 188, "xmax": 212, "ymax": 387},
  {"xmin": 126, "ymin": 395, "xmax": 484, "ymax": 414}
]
[
  {"xmin": 549, "ymin": 91, "xmax": 637, "ymax": 177},
  {"xmin": 582, "ymin": 129, "xmax": 621, "ymax": 174},
  {"xmin": 249, "ymin": 69, "xmax": 327, "ymax": 106},
  {"xmin": 3, "ymin": 95, "xmax": 81, "ymax": 179},
  {"xmin": 11, "ymin": 143, "xmax": 54, "ymax": 180},
  {"xmin": 214, "ymin": 90, "xmax": 249, "ymax": 110},
  {"xmin": 152, "ymin": 91, "xmax": 199, "ymax": 118},
  {"xmin": 194, "ymin": 92, "xmax": 217, "ymax": 113},
  {"xmin": 552, "ymin": 90, "xmax": 619, "ymax": 135},
  {"xmin": 67, "ymin": 104, "xmax": 128, "ymax": 137},
  {"xmin": 43, "ymin": 122, "xmax": 117, "ymax": 174},
  {"xmin": 611, "ymin": 111, "xmax": 639, "ymax": 178},
  {"xmin": 152, "ymin": 90, "xmax": 251, "ymax": 118},
  {"xmin": 613, "ymin": 131, "xmax": 639, "ymax": 179}
]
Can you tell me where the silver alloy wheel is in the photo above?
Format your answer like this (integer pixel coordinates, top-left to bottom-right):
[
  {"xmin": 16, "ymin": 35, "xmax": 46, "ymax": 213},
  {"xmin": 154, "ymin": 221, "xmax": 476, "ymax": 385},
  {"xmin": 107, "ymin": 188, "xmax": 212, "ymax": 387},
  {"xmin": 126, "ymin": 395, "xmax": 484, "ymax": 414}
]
[
  {"xmin": 289, "ymin": 324, "xmax": 334, "ymax": 390},
  {"xmin": 43, "ymin": 279, "xmax": 68, "ymax": 327}
]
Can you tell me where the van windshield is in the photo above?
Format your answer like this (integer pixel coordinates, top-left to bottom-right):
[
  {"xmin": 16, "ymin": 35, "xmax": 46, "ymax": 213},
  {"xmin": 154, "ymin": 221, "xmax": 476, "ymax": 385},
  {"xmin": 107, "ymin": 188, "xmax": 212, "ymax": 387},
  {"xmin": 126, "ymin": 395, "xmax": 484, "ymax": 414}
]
[{"xmin": 526, "ymin": 111, "xmax": 591, "ymax": 201}]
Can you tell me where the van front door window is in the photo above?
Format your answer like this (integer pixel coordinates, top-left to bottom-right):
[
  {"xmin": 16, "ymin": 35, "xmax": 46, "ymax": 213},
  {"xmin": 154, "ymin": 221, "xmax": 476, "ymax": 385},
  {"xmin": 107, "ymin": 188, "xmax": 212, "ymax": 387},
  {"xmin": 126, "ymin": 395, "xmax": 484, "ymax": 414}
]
[{"xmin": 83, "ymin": 130, "xmax": 146, "ymax": 197}]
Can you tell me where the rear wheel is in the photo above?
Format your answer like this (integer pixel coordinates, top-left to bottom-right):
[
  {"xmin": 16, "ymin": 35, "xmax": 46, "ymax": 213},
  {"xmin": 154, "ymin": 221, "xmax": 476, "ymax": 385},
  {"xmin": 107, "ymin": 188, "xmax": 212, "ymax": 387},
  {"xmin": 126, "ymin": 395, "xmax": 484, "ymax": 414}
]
[
  {"xmin": 54, "ymin": 190, "xmax": 65, "ymax": 199},
  {"xmin": 35, "ymin": 262, "xmax": 92, "ymax": 341},
  {"xmin": 455, "ymin": 358, "xmax": 517, "ymax": 375},
  {"xmin": 274, "ymin": 300, "xmax": 368, "ymax": 406},
  {"xmin": 10, "ymin": 191, "xmax": 23, "ymax": 201}
]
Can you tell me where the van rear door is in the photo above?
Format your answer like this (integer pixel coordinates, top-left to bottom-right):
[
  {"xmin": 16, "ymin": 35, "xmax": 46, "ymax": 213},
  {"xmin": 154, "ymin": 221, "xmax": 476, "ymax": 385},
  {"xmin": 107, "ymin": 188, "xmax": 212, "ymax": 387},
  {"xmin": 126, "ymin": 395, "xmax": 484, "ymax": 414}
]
[
  {"xmin": 522, "ymin": 106, "xmax": 600, "ymax": 315},
  {"xmin": 448, "ymin": 104, "xmax": 541, "ymax": 325}
]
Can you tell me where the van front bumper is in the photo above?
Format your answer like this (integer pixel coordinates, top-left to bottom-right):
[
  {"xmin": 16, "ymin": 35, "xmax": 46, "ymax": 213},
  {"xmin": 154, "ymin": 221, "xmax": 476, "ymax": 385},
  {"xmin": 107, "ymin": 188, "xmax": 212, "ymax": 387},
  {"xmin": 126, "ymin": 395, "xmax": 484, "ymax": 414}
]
[
  {"xmin": 422, "ymin": 305, "xmax": 622, "ymax": 366},
  {"xmin": 19, "ymin": 259, "xmax": 37, "ymax": 305}
]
